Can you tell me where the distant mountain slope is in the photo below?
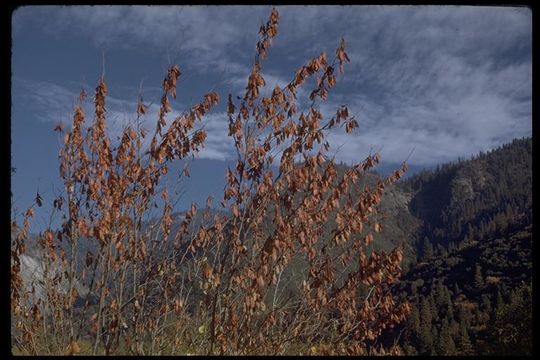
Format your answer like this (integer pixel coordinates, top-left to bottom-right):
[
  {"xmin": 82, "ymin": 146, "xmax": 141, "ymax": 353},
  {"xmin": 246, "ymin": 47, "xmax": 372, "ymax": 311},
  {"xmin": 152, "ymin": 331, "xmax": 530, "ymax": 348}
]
[
  {"xmin": 386, "ymin": 137, "xmax": 533, "ymax": 355},
  {"xmin": 401, "ymin": 137, "xmax": 532, "ymax": 256}
]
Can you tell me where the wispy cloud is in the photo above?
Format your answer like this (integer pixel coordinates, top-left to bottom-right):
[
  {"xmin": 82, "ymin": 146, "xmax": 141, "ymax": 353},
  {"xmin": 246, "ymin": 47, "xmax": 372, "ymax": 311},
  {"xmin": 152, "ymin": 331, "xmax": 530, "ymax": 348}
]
[
  {"xmin": 12, "ymin": 5, "xmax": 531, "ymax": 167},
  {"xmin": 12, "ymin": 77, "xmax": 236, "ymax": 161},
  {"xmin": 14, "ymin": 77, "xmax": 155, "ymax": 133}
]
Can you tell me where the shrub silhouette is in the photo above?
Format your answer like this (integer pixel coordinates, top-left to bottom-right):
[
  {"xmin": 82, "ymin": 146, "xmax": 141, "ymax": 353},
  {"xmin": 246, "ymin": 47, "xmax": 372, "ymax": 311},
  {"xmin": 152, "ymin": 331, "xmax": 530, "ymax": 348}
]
[{"xmin": 11, "ymin": 7, "xmax": 410, "ymax": 355}]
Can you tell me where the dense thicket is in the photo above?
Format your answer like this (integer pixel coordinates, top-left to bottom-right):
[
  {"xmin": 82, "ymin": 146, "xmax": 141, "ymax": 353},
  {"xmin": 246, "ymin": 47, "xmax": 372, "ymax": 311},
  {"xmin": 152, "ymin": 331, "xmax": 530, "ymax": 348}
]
[{"xmin": 11, "ymin": 8, "xmax": 410, "ymax": 356}]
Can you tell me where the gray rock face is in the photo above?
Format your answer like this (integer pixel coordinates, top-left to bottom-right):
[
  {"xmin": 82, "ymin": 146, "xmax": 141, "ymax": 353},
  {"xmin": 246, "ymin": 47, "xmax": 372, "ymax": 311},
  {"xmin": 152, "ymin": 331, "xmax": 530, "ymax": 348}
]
[
  {"xmin": 17, "ymin": 251, "xmax": 89, "ymax": 309},
  {"xmin": 450, "ymin": 176, "xmax": 474, "ymax": 203}
]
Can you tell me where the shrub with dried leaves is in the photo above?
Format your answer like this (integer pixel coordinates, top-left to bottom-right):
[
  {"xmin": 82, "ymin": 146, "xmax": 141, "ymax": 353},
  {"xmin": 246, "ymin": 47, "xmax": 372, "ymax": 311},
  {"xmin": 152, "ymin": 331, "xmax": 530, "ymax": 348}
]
[{"xmin": 11, "ymin": 7, "xmax": 409, "ymax": 355}]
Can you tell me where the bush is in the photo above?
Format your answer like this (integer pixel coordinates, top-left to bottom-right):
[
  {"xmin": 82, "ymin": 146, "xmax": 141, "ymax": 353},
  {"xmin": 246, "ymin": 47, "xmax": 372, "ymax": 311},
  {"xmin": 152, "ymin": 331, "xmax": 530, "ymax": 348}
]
[{"xmin": 11, "ymin": 7, "xmax": 409, "ymax": 355}]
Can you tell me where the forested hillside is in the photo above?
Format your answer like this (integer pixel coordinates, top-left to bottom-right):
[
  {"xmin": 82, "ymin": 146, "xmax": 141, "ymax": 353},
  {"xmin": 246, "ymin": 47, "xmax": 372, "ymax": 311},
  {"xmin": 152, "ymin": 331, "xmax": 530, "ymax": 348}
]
[
  {"xmin": 388, "ymin": 137, "xmax": 532, "ymax": 355},
  {"xmin": 404, "ymin": 137, "xmax": 532, "ymax": 258}
]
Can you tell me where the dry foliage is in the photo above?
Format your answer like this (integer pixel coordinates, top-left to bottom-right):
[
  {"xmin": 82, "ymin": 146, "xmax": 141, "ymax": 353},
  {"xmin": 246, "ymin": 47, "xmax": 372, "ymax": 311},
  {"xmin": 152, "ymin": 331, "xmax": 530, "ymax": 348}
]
[{"xmin": 11, "ymin": 8, "xmax": 409, "ymax": 355}]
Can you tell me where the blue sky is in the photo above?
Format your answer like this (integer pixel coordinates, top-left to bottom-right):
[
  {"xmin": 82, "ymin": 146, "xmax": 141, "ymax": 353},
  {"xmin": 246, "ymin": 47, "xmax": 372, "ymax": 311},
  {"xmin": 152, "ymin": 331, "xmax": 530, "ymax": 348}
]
[{"xmin": 11, "ymin": 5, "xmax": 532, "ymax": 229}]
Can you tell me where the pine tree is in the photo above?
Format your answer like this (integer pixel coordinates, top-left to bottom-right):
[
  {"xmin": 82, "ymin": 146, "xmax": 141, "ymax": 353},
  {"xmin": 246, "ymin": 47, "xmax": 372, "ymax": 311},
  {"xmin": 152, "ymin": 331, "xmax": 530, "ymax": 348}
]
[
  {"xmin": 479, "ymin": 219, "xmax": 487, "ymax": 239},
  {"xmin": 492, "ymin": 287, "xmax": 504, "ymax": 319},
  {"xmin": 436, "ymin": 319, "xmax": 456, "ymax": 355},
  {"xmin": 466, "ymin": 223, "xmax": 475, "ymax": 241},
  {"xmin": 449, "ymin": 319, "xmax": 460, "ymax": 336},
  {"xmin": 428, "ymin": 293, "xmax": 438, "ymax": 320},
  {"xmin": 430, "ymin": 324, "xmax": 439, "ymax": 355},
  {"xmin": 434, "ymin": 281, "xmax": 446, "ymax": 308},
  {"xmin": 422, "ymin": 237, "xmax": 433, "ymax": 260},
  {"xmin": 474, "ymin": 265, "xmax": 484, "ymax": 289},
  {"xmin": 453, "ymin": 282, "xmax": 461, "ymax": 295},
  {"xmin": 457, "ymin": 305, "xmax": 472, "ymax": 329},
  {"xmin": 418, "ymin": 297, "xmax": 434, "ymax": 355},
  {"xmin": 481, "ymin": 294, "xmax": 492, "ymax": 314},
  {"xmin": 455, "ymin": 326, "xmax": 474, "ymax": 355},
  {"xmin": 403, "ymin": 304, "xmax": 421, "ymax": 351},
  {"xmin": 436, "ymin": 244, "xmax": 447, "ymax": 256}
]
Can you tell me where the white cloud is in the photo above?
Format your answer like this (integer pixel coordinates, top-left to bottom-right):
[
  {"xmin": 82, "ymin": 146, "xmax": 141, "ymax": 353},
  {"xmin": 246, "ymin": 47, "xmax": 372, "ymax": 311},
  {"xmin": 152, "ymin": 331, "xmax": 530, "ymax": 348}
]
[
  {"xmin": 12, "ymin": 5, "xmax": 532, "ymax": 167},
  {"xmin": 12, "ymin": 77, "xmax": 239, "ymax": 162}
]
